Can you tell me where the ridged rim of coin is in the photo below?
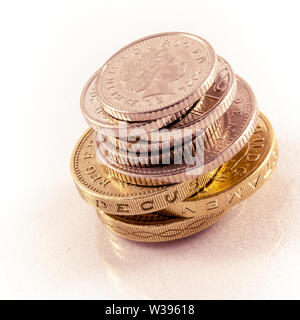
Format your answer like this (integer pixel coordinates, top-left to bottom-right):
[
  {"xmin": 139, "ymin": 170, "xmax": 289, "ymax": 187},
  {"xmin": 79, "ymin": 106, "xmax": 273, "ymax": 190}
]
[
  {"xmin": 96, "ymin": 118, "xmax": 223, "ymax": 167},
  {"xmin": 70, "ymin": 129, "xmax": 218, "ymax": 215},
  {"xmin": 162, "ymin": 112, "xmax": 279, "ymax": 217},
  {"xmin": 96, "ymin": 76, "xmax": 259, "ymax": 186},
  {"xmin": 101, "ymin": 110, "xmax": 219, "ymax": 154},
  {"xmin": 81, "ymin": 70, "xmax": 193, "ymax": 135},
  {"xmin": 100, "ymin": 55, "xmax": 236, "ymax": 152},
  {"xmin": 96, "ymin": 32, "xmax": 218, "ymax": 121},
  {"xmin": 97, "ymin": 209, "xmax": 229, "ymax": 242}
]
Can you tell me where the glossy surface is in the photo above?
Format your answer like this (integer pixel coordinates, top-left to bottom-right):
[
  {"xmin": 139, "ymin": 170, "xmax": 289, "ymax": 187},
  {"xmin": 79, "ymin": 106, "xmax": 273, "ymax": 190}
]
[
  {"xmin": 81, "ymin": 70, "xmax": 192, "ymax": 134},
  {"xmin": 164, "ymin": 113, "xmax": 278, "ymax": 216},
  {"xmin": 99, "ymin": 56, "xmax": 236, "ymax": 156},
  {"xmin": 98, "ymin": 208, "xmax": 229, "ymax": 242},
  {"xmin": 96, "ymin": 76, "xmax": 259, "ymax": 185},
  {"xmin": 98, "ymin": 114, "xmax": 278, "ymax": 241},
  {"xmin": 96, "ymin": 32, "xmax": 217, "ymax": 121},
  {"xmin": 71, "ymin": 129, "xmax": 217, "ymax": 214}
]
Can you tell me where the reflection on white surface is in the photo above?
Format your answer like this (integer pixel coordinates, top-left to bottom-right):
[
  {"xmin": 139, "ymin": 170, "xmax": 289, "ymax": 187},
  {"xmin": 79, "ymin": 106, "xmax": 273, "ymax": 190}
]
[{"xmin": 95, "ymin": 168, "xmax": 292, "ymax": 299}]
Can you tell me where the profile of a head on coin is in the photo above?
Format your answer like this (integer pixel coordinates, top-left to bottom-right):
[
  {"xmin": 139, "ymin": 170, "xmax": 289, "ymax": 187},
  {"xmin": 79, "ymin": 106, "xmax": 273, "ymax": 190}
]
[
  {"xmin": 121, "ymin": 48, "xmax": 186, "ymax": 98},
  {"xmin": 97, "ymin": 33, "xmax": 217, "ymax": 121}
]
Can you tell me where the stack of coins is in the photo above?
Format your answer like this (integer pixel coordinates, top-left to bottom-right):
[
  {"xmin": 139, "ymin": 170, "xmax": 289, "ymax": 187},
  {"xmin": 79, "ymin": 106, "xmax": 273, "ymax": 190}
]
[{"xmin": 71, "ymin": 32, "xmax": 278, "ymax": 242}]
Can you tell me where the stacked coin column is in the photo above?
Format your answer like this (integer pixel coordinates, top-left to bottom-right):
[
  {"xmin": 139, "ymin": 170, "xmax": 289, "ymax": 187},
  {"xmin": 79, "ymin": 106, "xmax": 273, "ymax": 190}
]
[{"xmin": 71, "ymin": 32, "xmax": 278, "ymax": 242}]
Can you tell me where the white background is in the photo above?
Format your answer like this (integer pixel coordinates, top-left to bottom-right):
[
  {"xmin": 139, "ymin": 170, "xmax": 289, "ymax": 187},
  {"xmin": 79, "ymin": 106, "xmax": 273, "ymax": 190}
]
[{"xmin": 1, "ymin": 0, "xmax": 300, "ymax": 299}]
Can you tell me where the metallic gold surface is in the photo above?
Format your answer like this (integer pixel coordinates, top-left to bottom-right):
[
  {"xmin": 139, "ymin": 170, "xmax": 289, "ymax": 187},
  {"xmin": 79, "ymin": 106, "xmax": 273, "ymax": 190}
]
[
  {"xmin": 163, "ymin": 112, "xmax": 278, "ymax": 217},
  {"xmin": 96, "ymin": 76, "xmax": 259, "ymax": 186},
  {"xmin": 97, "ymin": 113, "xmax": 278, "ymax": 242},
  {"xmin": 97, "ymin": 208, "xmax": 229, "ymax": 242},
  {"xmin": 96, "ymin": 32, "xmax": 218, "ymax": 121},
  {"xmin": 70, "ymin": 129, "xmax": 218, "ymax": 215}
]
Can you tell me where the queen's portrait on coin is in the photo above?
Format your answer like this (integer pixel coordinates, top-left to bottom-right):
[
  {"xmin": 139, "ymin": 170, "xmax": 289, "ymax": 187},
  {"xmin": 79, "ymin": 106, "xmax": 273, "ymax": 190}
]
[{"xmin": 121, "ymin": 48, "xmax": 186, "ymax": 98}]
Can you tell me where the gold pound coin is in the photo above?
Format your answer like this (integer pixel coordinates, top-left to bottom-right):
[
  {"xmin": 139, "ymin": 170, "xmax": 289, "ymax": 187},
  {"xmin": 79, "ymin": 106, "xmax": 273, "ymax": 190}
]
[
  {"xmin": 97, "ymin": 113, "xmax": 278, "ymax": 242},
  {"xmin": 163, "ymin": 112, "xmax": 278, "ymax": 217},
  {"xmin": 97, "ymin": 209, "xmax": 229, "ymax": 242},
  {"xmin": 70, "ymin": 129, "xmax": 218, "ymax": 215}
]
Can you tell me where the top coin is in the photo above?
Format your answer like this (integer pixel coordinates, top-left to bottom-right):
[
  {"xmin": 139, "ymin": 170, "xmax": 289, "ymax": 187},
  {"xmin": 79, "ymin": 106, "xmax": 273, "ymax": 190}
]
[{"xmin": 96, "ymin": 32, "xmax": 218, "ymax": 121}]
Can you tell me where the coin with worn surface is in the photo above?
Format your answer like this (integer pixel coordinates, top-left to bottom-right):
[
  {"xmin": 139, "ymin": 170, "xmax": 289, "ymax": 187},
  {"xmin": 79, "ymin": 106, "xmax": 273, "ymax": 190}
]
[
  {"xmin": 162, "ymin": 113, "xmax": 278, "ymax": 217},
  {"xmin": 81, "ymin": 71, "xmax": 192, "ymax": 136},
  {"xmin": 70, "ymin": 129, "xmax": 218, "ymax": 215},
  {"xmin": 97, "ymin": 208, "xmax": 229, "ymax": 242},
  {"xmin": 96, "ymin": 32, "xmax": 218, "ymax": 121},
  {"xmin": 96, "ymin": 76, "xmax": 259, "ymax": 186}
]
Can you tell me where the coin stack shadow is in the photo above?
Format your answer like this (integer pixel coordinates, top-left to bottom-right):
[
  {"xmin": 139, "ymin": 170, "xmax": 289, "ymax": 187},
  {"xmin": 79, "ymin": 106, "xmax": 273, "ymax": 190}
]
[{"xmin": 71, "ymin": 32, "xmax": 278, "ymax": 242}]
